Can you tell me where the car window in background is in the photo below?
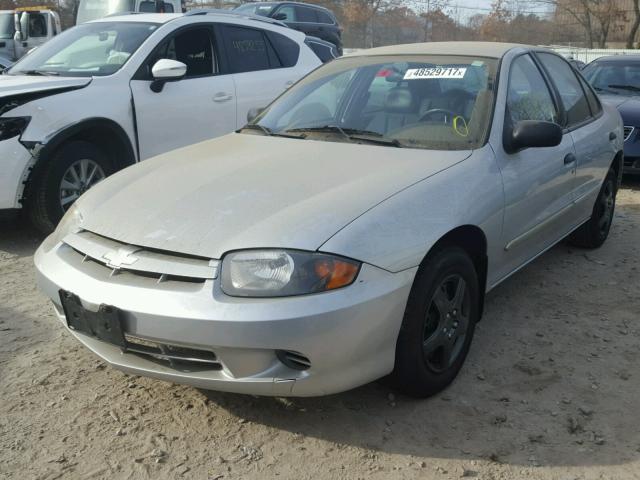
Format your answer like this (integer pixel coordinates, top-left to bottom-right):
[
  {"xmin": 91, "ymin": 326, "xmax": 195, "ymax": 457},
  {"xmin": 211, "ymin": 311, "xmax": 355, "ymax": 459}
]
[
  {"xmin": 154, "ymin": 27, "xmax": 214, "ymax": 77},
  {"xmin": 295, "ymin": 6, "xmax": 317, "ymax": 22},
  {"xmin": 0, "ymin": 12, "xmax": 15, "ymax": 39},
  {"xmin": 274, "ymin": 5, "xmax": 295, "ymax": 21},
  {"xmin": 267, "ymin": 31, "xmax": 300, "ymax": 67},
  {"xmin": 577, "ymin": 73, "xmax": 601, "ymax": 115},
  {"xmin": 8, "ymin": 22, "xmax": 157, "ymax": 77},
  {"xmin": 507, "ymin": 54, "xmax": 558, "ymax": 124},
  {"xmin": 222, "ymin": 25, "xmax": 278, "ymax": 73},
  {"xmin": 316, "ymin": 10, "xmax": 334, "ymax": 24},
  {"xmin": 252, "ymin": 55, "xmax": 499, "ymax": 150},
  {"xmin": 537, "ymin": 52, "xmax": 591, "ymax": 126},
  {"xmin": 583, "ymin": 60, "xmax": 640, "ymax": 96}
]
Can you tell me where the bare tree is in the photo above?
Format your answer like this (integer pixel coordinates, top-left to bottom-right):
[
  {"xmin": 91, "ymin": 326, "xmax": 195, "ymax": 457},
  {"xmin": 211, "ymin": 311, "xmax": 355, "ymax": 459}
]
[{"xmin": 627, "ymin": 0, "xmax": 640, "ymax": 48}]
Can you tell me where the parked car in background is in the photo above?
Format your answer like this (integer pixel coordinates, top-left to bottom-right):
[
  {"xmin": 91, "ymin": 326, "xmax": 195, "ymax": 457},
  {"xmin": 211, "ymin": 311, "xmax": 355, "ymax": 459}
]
[
  {"xmin": 0, "ymin": 11, "xmax": 320, "ymax": 232},
  {"xmin": 0, "ymin": 8, "xmax": 61, "ymax": 62},
  {"xmin": 235, "ymin": 2, "xmax": 342, "ymax": 54},
  {"xmin": 35, "ymin": 42, "xmax": 622, "ymax": 398},
  {"xmin": 583, "ymin": 54, "xmax": 640, "ymax": 175},
  {"xmin": 567, "ymin": 57, "xmax": 585, "ymax": 70},
  {"xmin": 76, "ymin": 0, "xmax": 186, "ymax": 23},
  {"xmin": 305, "ymin": 35, "xmax": 338, "ymax": 63}
]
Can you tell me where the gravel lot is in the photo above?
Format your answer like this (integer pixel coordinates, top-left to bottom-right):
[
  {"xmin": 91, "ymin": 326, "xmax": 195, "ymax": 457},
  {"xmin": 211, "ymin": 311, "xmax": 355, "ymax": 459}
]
[{"xmin": 1, "ymin": 180, "xmax": 639, "ymax": 480}]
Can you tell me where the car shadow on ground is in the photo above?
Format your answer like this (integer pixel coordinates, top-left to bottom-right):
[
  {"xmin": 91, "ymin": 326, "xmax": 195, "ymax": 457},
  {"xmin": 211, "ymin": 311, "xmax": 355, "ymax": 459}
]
[
  {"xmin": 0, "ymin": 216, "xmax": 45, "ymax": 258},
  {"xmin": 622, "ymin": 175, "xmax": 640, "ymax": 191}
]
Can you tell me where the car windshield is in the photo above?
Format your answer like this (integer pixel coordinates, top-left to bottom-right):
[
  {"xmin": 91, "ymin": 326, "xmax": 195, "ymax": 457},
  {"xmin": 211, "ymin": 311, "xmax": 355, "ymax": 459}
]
[
  {"xmin": 235, "ymin": 3, "xmax": 276, "ymax": 17},
  {"xmin": 0, "ymin": 12, "xmax": 15, "ymax": 40},
  {"xmin": 247, "ymin": 55, "xmax": 498, "ymax": 150},
  {"xmin": 76, "ymin": 0, "xmax": 135, "ymax": 24},
  {"xmin": 7, "ymin": 22, "xmax": 157, "ymax": 77},
  {"xmin": 583, "ymin": 60, "xmax": 640, "ymax": 96}
]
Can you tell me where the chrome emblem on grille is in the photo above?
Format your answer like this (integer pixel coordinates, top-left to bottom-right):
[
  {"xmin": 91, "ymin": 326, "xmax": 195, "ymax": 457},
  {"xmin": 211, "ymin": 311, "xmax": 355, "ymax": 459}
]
[{"xmin": 102, "ymin": 245, "xmax": 141, "ymax": 270}]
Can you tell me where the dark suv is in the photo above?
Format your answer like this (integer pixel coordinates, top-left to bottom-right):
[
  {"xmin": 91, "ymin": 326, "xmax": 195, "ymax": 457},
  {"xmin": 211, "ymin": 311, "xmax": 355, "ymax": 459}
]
[{"xmin": 234, "ymin": 2, "xmax": 342, "ymax": 54}]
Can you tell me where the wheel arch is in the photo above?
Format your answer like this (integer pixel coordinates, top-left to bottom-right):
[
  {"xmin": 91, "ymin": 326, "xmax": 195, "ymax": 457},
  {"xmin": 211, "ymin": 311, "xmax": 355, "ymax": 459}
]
[
  {"xmin": 420, "ymin": 224, "xmax": 489, "ymax": 319},
  {"xmin": 21, "ymin": 118, "xmax": 137, "ymax": 203}
]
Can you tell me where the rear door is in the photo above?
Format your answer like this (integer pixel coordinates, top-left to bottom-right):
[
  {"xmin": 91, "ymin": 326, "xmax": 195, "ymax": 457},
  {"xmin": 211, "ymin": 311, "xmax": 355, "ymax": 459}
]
[
  {"xmin": 496, "ymin": 53, "xmax": 577, "ymax": 277},
  {"xmin": 536, "ymin": 52, "xmax": 614, "ymax": 221},
  {"xmin": 217, "ymin": 24, "xmax": 300, "ymax": 128},
  {"xmin": 130, "ymin": 24, "xmax": 236, "ymax": 160}
]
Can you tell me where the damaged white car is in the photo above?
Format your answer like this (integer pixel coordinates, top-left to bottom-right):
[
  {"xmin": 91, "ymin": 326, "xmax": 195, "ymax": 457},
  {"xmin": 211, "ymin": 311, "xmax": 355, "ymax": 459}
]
[{"xmin": 35, "ymin": 42, "xmax": 622, "ymax": 397}]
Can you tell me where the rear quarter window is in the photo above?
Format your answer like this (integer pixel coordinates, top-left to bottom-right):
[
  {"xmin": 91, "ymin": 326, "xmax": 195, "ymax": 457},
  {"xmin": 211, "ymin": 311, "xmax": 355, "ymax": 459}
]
[{"xmin": 266, "ymin": 31, "xmax": 300, "ymax": 68}]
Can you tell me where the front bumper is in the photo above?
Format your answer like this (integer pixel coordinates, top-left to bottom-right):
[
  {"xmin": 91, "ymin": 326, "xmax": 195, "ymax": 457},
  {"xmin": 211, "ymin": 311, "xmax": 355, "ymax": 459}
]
[
  {"xmin": 623, "ymin": 155, "xmax": 640, "ymax": 175},
  {"xmin": 0, "ymin": 135, "xmax": 34, "ymax": 209},
  {"xmin": 34, "ymin": 239, "xmax": 415, "ymax": 397}
]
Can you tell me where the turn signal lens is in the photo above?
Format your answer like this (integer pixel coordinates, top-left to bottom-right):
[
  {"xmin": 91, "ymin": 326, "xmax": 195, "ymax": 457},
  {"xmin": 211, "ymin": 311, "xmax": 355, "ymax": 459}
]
[{"xmin": 314, "ymin": 258, "xmax": 359, "ymax": 290}]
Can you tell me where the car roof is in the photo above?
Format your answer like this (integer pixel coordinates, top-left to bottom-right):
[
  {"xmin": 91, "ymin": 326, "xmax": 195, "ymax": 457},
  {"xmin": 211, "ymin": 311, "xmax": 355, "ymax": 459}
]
[
  {"xmin": 346, "ymin": 41, "xmax": 533, "ymax": 59},
  {"xmin": 89, "ymin": 13, "xmax": 182, "ymax": 24},
  {"xmin": 591, "ymin": 55, "xmax": 640, "ymax": 62},
  {"xmin": 238, "ymin": 1, "xmax": 333, "ymax": 12}
]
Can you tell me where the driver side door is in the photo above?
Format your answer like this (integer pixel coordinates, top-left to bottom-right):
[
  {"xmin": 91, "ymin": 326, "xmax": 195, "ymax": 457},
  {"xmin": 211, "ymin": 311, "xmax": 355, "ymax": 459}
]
[{"xmin": 130, "ymin": 24, "xmax": 236, "ymax": 160}]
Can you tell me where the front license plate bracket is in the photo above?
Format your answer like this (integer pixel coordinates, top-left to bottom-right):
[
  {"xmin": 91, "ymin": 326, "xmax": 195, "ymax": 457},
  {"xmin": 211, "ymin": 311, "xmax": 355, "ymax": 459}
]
[{"xmin": 59, "ymin": 290, "xmax": 126, "ymax": 348}]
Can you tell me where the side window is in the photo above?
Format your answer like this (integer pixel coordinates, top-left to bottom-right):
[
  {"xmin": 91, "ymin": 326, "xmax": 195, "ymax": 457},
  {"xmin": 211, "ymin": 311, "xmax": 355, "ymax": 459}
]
[
  {"xmin": 316, "ymin": 10, "xmax": 334, "ymax": 24},
  {"xmin": 139, "ymin": 1, "xmax": 174, "ymax": 12},
  {"xmin": 275, "ymin": 5, "xmax": 295, "ymax": 21},
  {"xmin": 222, "ymin": 25, "xmax": 274, "ymax": 73},
  {"xmin": 28, "ymin": 13, "xmax": 48, "ymax": 38},
  {"xmin": 537, "ymin": 53, "xmax": 591, "ymax": 127},
  {"xmin": 306, "ymin": 40, "xmax": 334, "ymax": 63},
  {"xmin": 507, "ymin": 54, "xmax": 558, "ymax": 124},
  {"xmin": 295, "ymin": 6, "xmax": 318, "ymax": 22},
  {"xmin": 578, "ymin": 73, "xmax": 602, "ymax": 116},
  {"xmin": 266, "ymin": 31, "xmax": 300, "ymax": 67},
  {"xmin": 153, "ymin": 27, "xmax": 215, "ymax": 78}
]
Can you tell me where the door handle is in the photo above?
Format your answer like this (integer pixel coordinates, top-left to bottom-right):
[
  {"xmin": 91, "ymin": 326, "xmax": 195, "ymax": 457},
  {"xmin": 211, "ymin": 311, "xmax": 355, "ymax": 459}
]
[
  {"xmin": 564, "ymin": 153, "xmax": 576, "ymax": 165},
  {"xmin": 213, "ymin": 93, "xmax": 232, "ymax": 103},
  {"xmin": 609, "ymin": 131, "xmax": 617, "ymax": 141}
]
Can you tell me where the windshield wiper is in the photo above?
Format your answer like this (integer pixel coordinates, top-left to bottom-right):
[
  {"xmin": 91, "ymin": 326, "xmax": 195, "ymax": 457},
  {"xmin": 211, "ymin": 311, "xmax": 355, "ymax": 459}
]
[
  {"xmin": 19, "ymin": 69, "xmax": 59, "ymax": 76},
  {"xmin": 286, "ymin": 125, "xmax": 403, "ymax": 147},
  {"xmin": 608, "ymin": 84, "xmax": 640, "ymax": 92},
  {"xmin": 238, "ymin": 124, "xmax": 306, "ymax": 139}
]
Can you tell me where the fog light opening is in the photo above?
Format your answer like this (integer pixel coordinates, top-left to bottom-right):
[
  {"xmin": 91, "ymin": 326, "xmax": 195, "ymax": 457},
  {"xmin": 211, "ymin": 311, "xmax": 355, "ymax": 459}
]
[{"xmin": 276, "ymin": 350, "xmax": 311, "ymax": 371}]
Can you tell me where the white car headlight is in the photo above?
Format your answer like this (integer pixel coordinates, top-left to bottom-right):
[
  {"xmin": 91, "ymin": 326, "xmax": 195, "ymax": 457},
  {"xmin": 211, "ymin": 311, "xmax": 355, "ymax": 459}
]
[
  {"xmin": 221, "ymin": 249, "xmax": 361, "ymax": 298},
  {"xmin": 42, "ymin": 204, "xmax": 84, "ymax": 252}
]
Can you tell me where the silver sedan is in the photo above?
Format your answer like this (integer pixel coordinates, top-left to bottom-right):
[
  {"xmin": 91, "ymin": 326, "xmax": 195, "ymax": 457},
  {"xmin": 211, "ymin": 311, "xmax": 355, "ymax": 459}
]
[{"xmin": 35, "ymin": 42, "xmax": 623, "ymax": 397}]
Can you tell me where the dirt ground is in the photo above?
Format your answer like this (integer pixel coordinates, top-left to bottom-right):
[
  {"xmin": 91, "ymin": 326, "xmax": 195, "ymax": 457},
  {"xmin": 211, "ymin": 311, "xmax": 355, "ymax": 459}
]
[{"xmin": 1, "ymin": 181, "xmax": 639, "ymax": 480}]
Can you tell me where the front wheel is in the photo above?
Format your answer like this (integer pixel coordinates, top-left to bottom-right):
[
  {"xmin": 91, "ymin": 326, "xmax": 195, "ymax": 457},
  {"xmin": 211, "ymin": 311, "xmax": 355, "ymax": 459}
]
[
  {"xmin": 27, "ymin": 141, "xmax": 112, "ymax": 234},
  {"xmin": 568, "ymin": 168, "xmax": 617, "ymax": 249},
  {"xmin": 387, "ymin": 247, "xmax": 480, "ymax": 398}
]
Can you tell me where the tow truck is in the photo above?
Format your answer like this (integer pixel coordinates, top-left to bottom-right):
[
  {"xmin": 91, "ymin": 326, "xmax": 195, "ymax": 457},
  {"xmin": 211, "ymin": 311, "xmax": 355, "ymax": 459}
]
[{"xmin": 0, "ymin": 7, "xmax": 61, "ymax": 65}]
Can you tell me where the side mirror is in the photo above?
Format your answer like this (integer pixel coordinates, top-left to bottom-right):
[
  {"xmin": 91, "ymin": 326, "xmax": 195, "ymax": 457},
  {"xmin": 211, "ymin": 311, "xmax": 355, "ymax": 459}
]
[
  {"xmin": 150, "ymin": 59, "xmax": 186, "ymax": 93},
  {"xmin": 273, "ymin": 12, "xmax": 287, "ymax": 20},
  {"xmin": 505, "ymin": 120, "xmax": 563, "ymax": 153},
  {"xmin": 247, "ymin": 107, "xmax": 265, "ymax": 123}
]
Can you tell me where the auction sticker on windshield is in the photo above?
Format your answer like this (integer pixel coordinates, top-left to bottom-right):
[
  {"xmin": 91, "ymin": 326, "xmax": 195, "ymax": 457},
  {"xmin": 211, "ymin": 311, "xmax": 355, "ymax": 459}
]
[{"xmin": 404, "ymin": 67, "xmax": 467, "ymax": 80}]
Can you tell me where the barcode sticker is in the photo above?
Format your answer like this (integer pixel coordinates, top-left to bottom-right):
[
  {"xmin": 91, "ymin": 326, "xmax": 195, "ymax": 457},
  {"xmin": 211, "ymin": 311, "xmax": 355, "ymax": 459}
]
[{"xmin": 404, "ymin": 67, "xmax": 467, "ymax": 80}]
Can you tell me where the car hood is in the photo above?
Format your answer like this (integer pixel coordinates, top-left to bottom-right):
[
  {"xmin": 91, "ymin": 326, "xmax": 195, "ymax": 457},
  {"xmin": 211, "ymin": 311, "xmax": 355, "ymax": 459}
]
[
  {"xmin": 78, "ymin": 133, "xmax": 472, "ymax": 259},
  {"xmin": 0, "ymin": 75, "xmax": 92, "ymax": 97},
  {"xmin": 600, "ymin": 94, "xmax": 640, "ymax": 122}
]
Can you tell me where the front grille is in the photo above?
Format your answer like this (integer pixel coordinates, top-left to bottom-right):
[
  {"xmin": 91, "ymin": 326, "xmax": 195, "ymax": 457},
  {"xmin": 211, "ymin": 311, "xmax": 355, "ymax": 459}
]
[
  {"xmin": 276, "ymin": 350, "xmax": 311, "ymax": 370},
  {"xmin": 624, "ymin": 126, "xmax": 635, "ymax": 141},
  {"xmin": 63, "ymin": 230, "xmax": 219, "ymax": 284},
  {"xmin": 124, "ymin": 334, "xmax": 222, "ymax": 371}
]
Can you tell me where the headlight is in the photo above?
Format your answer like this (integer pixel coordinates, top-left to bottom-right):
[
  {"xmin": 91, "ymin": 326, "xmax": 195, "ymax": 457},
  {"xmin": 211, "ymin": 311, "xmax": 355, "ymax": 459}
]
[
  {"xmin": 42, "ymin": 204, "xmax": 84, "ymax": 252},
  {"xmin": 221, "ymin": 249, "xmax": 361, "ymax": 297},
  {"xmin": 0, "ymin": 117, "xmax": 30, "ymax": 141}
]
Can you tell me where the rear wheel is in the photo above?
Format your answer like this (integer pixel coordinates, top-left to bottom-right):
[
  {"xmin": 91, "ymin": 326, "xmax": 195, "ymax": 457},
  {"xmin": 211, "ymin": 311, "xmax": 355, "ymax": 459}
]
[
  {"xmin": 569, "ymin": 168, "xmax": 617, "ymax": 249},
  {"xmin": 27, "ymin": 141, "xmax": 112, "ymax": 234},
  {"xmin": 388, "ymin": 247, "xmax": 480, "ymax": 398}
]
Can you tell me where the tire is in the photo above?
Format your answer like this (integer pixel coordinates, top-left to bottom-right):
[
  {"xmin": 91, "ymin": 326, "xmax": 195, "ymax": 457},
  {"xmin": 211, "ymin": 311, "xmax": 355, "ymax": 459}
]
[
  {"xmin": 27, "ymin": 141, "xmax": 113, "ymax": 234},
  {"xmin": 568, "ymin": 168, "xmax": 617, "ymax": 249},
  {"xmin": 387, "ymin": 247, "xmax": 480, "ymax": 398}
]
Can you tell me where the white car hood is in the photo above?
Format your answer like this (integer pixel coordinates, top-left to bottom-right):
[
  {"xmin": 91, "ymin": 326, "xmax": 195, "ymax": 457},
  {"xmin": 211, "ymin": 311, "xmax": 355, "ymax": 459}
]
[
  {"xmin": 0, "ymin": 75, "xmax": 91, "ymax": 99},
  {"xmin": 79, "ymin": 133, "xmax": 471, "ymax": 259}
]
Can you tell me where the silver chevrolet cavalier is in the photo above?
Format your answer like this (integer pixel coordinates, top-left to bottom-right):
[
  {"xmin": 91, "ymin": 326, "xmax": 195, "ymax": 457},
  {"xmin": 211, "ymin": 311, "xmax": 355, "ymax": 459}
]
[{"xmin": 35, "ymin": 42, "xmax": 623, "ymax": 397}]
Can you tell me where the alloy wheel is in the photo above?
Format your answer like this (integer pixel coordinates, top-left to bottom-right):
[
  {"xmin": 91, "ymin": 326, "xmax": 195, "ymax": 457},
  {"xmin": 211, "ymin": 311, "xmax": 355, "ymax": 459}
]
[
  {"xmin": 59, "ymin": 159, "xmax": 106, "ymax": 211},
  {"xmin": 422, "ymin": 273, "xmax": 470, "ymax": 373}
]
